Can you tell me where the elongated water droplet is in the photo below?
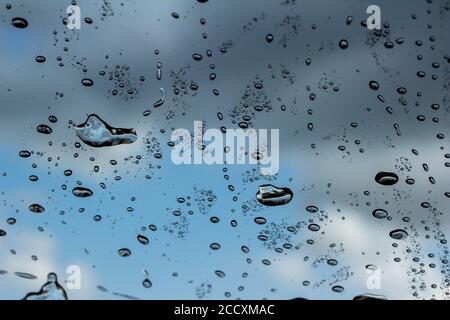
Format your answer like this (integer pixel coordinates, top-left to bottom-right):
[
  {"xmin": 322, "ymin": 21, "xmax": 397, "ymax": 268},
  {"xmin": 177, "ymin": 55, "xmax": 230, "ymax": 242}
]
[
  {"xmin": 254, "ymin": 217, "xmax": 267, "ymax": 225},
  {"xmin": 118, "ymin": 248, "xmax": 131, "ymax": 257},
  {"xmin": 256, "ymin": 184, "xmax": 293, "ymax": 206},
  {"xmin": 72, "ymin": 187, "xmax": 93, "ymax": 198},
  {"xmin": 29, "ymin": 203, "xmax": 45, "ymax": 213},
  {"xmin": 19, "ymin": 150, "xmax": 31, "ymax": 158},
  {"xmin": 75, "ymin": 114, "xmax": 137, "ymax": 147},
  {"xmin": 369, "ymin": 80, "xmax": 380, "ymax": 90},
  {"xmin": 210, "ymin": 243, "xmax": 221, "ymax": 250},
  {"xmin": 215, "ymin": 270, "xmax": 225, "ymax": 278},
  {"xmin": 156, "ymin": 62, "xmax": 162, "ymax": 80},
  {"xmin": 23, "ymin": 273, "xmax": 68, "ymax": 300},
  {"xmin": 153, "ymin": 88, "xmax": 165, "ymax": 108},
  {"xmin": 306, "ymin": 205, "xmax": 318, "ymax": 213},
  {"xmin": 137, "ymin": 235, "xmax": 149, "ymax": 245},
  {"xmin": 81, "ymin": 78, "xmax": 94, "ymax": 87}
]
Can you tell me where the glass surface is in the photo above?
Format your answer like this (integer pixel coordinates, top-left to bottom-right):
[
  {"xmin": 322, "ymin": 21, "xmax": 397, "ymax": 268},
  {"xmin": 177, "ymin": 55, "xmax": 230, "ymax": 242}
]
[{"xmin": 0, "ymin": 0, "xmax": 449, "ymax": 300}]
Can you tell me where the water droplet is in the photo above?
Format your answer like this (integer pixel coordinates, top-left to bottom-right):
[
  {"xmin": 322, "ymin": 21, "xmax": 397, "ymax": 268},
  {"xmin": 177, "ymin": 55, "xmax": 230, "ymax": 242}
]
[
  {"xmin": 215, "ymin": 270, "xmax": 226, "ymax": 278},
  {"xmin": 389, "ymin": 229, "xmax": 408, "ymax": 240},
  {"xmin": 72, "ymin": 187, "xmax": 93, "ymax": 198},
  {"xmin": 29, "ymin": 203, "xmax": 45, "ymax": 213},
  {"xmin": 192, "ymin": 53, "xmax": 203, "ymax": 61},
  {"xmin": 156, "ymin": 62, "xmax": 162, "ymax": 80},
  {"xmin": 23, "ymin": 273, "xmax": 68, "ymax": 300},
  {"xmin": 338, "ymin": 39, "xmax": 348, "ymax": 49},
  {"xmin": 393, "ymin": 123, "xmax": 401, "ymax": 136},
  {"xmin": 81, "ymin": 78, "xmax": 94, "ymax": 87},
  {"xmin": 11, "ymin": 17, "xmax": 28, "ymax": 29},
  {"xmin": 306, "ymin": 205, "xmax": 318, "ymax": 213},
  {"xmin": 14, "ymin": 272, "xmax": 37, "ymax": 280},
  {"xmin": 64, "ymin": 170, "xmax": 72, "ymax": 176},
  {"xmin": 369, "ymin": 81, "xmax": 380, "ymax": 90},
  {"xmin": 35, "ymin": 56, "xmax": 46, "ymax": 63},
  {"xmin": 118, "ymin": 248, "xmax": 131, "ymax": 257},
  {"xmin": 254, "ymin": 217, "xmax": 267, "ymax": 225},
  {"xmin": 36, "ymin": 124, "xmax": 52, "ymax": 134},
  {"xmin": 143, "ymin": 279, "xmax": 152, "ymax": 288},
  {"xmin": 372, "ymin": 209, "xmax": 388, "ymax": 219},
  {"xmin": 153, "ymin": 88, "xmax": 165, "ymax": 108},
  {"xmin": 19, "ymin": 150, "xmax": 31, "ymax": 158},
  {"xmin": 375, "ymin": 171, "xmax": 399, "ymax": 186},
  {"xmin": 332, "ymin": 285, "xmax": 344, "ymax": 293},
  {"xmin": 266, "ymin": 34, "xmax": 274, "ymax": 43},
  {"xmin": 210, "ymin": 243, "xmax": 221, "ymax": 250},
  {"xmin": 256, "ymin": 184, "xmax": 293, "ymax": 206},
  {"xmin": 327, "ymin": 259, "xmax": 338, "ymax": 266},
  {"xmin": 75, "ymin": 114, "xmax": 137, "ymax": 147},
  {"xmin": 137, "ymin": 235, "xmax": 149, "ymax": 245}
]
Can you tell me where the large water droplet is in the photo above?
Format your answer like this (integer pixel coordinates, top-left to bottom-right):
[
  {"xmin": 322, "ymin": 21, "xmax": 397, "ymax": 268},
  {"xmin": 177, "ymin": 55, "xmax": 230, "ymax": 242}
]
[
  {"xmin": 375, "ymin": 171, "xmax": 399, "ymax": 186},
  {"xmin": 36, "ymin": 124, "xmax": 52, "ymax": 134},
  {"xmin": 23, "ymin": 273, "xmax": 68, "ymax": 300},
  {"xmin": 11, "ymin": 17, "xmax": 28, "ymax": 29},
  {"xmin": 256, "ymin": 184, "xmax": 293, "ymax": 206},
  {"xmin": 75, "ymin": 114, "xmax": 137, "ymax": 147}
]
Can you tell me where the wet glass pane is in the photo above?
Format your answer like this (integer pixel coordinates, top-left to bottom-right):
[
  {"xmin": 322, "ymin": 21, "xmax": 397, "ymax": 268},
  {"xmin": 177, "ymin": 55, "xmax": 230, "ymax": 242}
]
[{"xmin": 0, "ymin": 0, "xmax": 449, "ymax": 300}]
